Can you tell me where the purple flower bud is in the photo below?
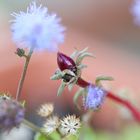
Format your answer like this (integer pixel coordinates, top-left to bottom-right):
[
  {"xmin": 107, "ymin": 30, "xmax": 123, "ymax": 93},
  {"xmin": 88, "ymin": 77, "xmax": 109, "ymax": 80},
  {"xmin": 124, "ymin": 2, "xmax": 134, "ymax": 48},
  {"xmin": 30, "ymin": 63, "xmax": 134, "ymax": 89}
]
[
  {"xmin": 85, "ymin": 85, "xmax": 106, "ymax": 110},
  {"xmin": 0, "ymin": 98, "xmax": 25, "ymax": 131}
]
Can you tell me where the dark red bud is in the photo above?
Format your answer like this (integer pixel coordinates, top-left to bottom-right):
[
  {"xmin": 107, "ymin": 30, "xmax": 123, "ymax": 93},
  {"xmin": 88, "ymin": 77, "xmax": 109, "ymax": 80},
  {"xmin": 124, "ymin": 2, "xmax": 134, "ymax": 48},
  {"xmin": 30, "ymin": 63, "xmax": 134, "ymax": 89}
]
[{"xmin": 57, "ymin": 52, "xmax": 76, "ymax": 71}]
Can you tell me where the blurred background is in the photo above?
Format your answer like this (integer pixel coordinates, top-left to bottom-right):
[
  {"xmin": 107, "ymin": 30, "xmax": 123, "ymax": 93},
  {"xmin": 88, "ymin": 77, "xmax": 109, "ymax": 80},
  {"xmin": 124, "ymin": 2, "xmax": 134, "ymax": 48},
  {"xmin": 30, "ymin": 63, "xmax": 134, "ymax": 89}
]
[{"xmin": 0, "ymin": 0, "xmax": 140, "ymax": 139}]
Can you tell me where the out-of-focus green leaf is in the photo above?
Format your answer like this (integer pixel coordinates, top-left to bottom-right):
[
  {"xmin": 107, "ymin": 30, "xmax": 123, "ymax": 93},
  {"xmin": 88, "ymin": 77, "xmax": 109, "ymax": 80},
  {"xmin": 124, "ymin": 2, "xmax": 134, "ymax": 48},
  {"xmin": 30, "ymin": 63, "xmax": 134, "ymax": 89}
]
[
  {"xmin": 63, "ymin": 135, "xmax": 78, "ymax": 140},
  {"xmin": 34, "ymin": 131, "xmax": 61, "ymax": 140},
  {"xmin": 48, "ymin": 131, "xmax": 61, "ymax": 140},
  {"xmin": 79, "ymin": 126, "xmax": 96, "ymax": 140},
  {"xmin": 34, "ymin": 133, "xmax": 48, "ymax": 140},
  {"xmin": 122, "ymin": 124, "xmax": 140, "ymax": 140},
  {"xmin": 97, "ymin": 132, "xmax": 115, "ymax": 140}
]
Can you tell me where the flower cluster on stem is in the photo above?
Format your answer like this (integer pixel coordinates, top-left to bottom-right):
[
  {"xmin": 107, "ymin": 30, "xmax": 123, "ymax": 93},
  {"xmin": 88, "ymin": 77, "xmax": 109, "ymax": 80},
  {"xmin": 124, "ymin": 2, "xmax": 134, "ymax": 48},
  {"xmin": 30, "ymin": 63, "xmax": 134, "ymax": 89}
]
[{"xmin": 51, "ymin": 49, "xmax": 140, "ymax": 123}]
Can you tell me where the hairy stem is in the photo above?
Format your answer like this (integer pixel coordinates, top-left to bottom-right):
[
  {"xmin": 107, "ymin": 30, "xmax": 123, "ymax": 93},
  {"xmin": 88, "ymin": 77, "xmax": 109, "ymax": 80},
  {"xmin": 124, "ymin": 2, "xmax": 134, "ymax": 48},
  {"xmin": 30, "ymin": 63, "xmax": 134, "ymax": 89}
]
[
  {"xmin": 16, "ymin": 48, "xmax": 33, "ymax": 100},
  {"xmin": 23, "ymin": 119, "xmax": 43, "ymax": 134},
  {"xmin": 23, "ymin": 120, "xmax": 61, "ymax": 140},
  {"xmin": 77, "ymin": 78, "xmax": 140, "ymax": 122}
]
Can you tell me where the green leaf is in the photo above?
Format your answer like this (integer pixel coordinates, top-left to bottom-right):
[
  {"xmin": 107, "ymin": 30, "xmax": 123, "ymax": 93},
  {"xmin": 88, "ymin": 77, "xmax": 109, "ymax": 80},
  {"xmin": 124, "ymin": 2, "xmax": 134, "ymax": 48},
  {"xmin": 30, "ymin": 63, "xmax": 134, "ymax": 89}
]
[
  {"xmin": 97, "ymin": 132, "xmax": 114, "ymax": 140},
  {"xmin": 79, "ymin": 126, "xmax": 96, "ymax": 140},
  {"xmin": 48, "ymin": 131, "xmax": 61, "ymax": 140},
  {"xmin": 122, "ymin": 124, "xmax": 140, "ymax": 140},
  {"xmin": 34, "ymin": 131, "xmax": 61, "ymax": 140},
  {"xmin": 65, "ymin": 135, "xmax": 78, "ymax": 140},
  {"xmin": 34, "ymin": 133, "xmax": 48, "ymax": 140}
]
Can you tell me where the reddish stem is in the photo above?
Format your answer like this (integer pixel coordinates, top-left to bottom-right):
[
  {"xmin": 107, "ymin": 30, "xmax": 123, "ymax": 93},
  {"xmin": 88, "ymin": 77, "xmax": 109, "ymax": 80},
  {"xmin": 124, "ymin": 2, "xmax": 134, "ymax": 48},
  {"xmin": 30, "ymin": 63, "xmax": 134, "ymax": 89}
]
[
  {"xmin": 77, "ymin": 78, "xmax": 140, "ymax": 122},
  {"xmin": 57, "ymin": 52, "xmax": 140, "ymax": 122}
]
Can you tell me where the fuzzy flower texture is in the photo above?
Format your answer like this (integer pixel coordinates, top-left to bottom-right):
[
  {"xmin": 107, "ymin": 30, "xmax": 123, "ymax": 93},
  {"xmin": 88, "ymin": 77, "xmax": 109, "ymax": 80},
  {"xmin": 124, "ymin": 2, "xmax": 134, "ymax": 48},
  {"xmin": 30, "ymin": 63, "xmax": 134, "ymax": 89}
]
[
  {"xmin": 85, "ymin": 85, "xmax": 106, "ymax": 110},
  {"xmin": 131, "ymin": 0, "xmax": 140, "ymax": 26},
  {"xmin": 0, "ymin": 96, "xmax": 25, "ymax": 131},
  {"xmin": 11, "ymin": 2, "xmax": 65, "ymax": 51}
]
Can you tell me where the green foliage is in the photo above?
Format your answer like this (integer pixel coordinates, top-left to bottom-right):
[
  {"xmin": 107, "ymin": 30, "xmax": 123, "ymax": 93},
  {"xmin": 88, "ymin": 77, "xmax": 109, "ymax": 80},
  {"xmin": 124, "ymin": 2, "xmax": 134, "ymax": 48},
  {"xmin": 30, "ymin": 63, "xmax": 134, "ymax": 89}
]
[
  {"xmin": 34, "ymin": 131, "xmax": 61, "ymax": 140},
  {"xmin": 34, "ymin": 124, "xmax": 140, "ymax": 140},
  {"xmin": 95, "ymin": 75, "xmax": 114, "ymax": 86},
  {"xmin": 122, "ymin": 124, "xmax": 140, "ymax": 140},
  {"xmin": 79, "ymin": 126, "xmax": 96, "ymax": 140},
  {"xmin": 35, "ymin": 133, "xmax": 47, "ymax": 140},
  {"xmin": 64, "ymin": 135, "xmax": 78, "ymax": 140}
]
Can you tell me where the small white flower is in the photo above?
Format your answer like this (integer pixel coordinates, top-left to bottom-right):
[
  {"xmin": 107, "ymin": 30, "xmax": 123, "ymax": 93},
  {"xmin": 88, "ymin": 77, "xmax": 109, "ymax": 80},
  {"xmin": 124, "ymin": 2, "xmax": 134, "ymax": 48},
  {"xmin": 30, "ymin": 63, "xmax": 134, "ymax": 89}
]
[
  {"xmin": 43, "ymin": 116, "xmax": 60, "ymax": 134},
  {"xmin": 59, "ymin": 115, "xmax": 81, "ymax": 135},
  {"xmin": 131, "ymin": 0, "xmax": 140, "ymax": 26},
  {"xmin": 11, "ymin": 2, "xmax": 65, "ymax": 51},
  {"xmin": 38, "ymin": 103, "xmax": 54, "ymax": 117}
]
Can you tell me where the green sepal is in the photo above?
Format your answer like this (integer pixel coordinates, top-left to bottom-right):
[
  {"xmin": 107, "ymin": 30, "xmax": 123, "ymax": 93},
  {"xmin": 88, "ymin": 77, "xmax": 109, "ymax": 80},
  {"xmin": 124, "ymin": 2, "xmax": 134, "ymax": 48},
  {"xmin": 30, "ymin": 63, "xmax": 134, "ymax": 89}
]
[
  {"xmin": 57, "ymin": 82, "xmax": 66, "ymax": 96},
  {"xmin": 78, "ymin": 47, "xmax": 89, "ymax": 55},
  {"xmin": 70, "ymin": 50, "xmax": 78, "ymax": 59},
  {"xmin": 20, "ymin": 100, "xmax": 26, "ymax": 107},
  {"xmin": 68, "ymin": 81, "xmax": 76, "ymax": 91},
  {"xmin": 50, "ymin": 71, "xmax": 63, "ymax": 80},
  {"xmin": 77, "ymin": 64, "xmax": 87, "ymax": 70},
  {"xmin": 95, "ymin": 75, "xmax": 114, "ymax": 86},
  {"xmin": 73, "ymin": 88, "xmax": 86, "ymax": 110},
  {"xmin": 76, "ymin": 52, "xmax": 95, "ymax": 65}
]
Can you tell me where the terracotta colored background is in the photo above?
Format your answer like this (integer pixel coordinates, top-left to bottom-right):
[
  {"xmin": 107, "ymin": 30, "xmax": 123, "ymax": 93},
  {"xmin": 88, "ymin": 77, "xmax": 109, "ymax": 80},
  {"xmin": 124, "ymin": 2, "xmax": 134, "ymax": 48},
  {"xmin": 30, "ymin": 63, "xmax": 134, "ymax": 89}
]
[{"xmin": 0, "ymin": 0, "xmax": 140, "ymax": 130}]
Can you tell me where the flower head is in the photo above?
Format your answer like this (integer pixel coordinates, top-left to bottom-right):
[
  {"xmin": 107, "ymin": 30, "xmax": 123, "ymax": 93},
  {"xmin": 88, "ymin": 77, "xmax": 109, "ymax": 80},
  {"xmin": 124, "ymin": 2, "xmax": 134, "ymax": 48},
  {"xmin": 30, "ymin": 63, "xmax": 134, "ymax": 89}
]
[
  {"xmin": 11, "ymin": 2, "xmax": 65, "ymax": 51},
  {"xmin": 43, "ymin": 116, "xmax": 60, "ymax": 134},
  {"xmin": 59, "ymin": 115, "xmax": 81, "ymax": 135},
  {"xmin": 0, "ymin": 97, "xmax": 25, "ymax": 131},
  {"xmin": 85, "ymin": 85, "xmax": 106, "ymax": 110},
  {"xmin": 131, "ymin": 0, "xmax": 140, "ymax": 26},
  {"xmin": 51, "ymin": 48, "xmax": 94, "ymax": 96},
  {"xmin": 38, "ymin": 103, "xmax": 54, "ymax": 117}
]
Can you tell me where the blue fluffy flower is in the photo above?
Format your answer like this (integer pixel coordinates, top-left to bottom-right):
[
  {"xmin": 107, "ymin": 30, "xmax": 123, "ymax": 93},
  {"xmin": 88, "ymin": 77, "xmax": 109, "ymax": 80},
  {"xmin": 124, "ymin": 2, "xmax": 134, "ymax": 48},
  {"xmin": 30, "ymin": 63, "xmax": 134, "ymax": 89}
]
[
  {"xmin": 131, "ymin": 0, "xmax": 140, "ymax": 26},
  {"xmin": 0, "ymin": 97, "xmax": 25, "ymax": 131},
  {"xmin": 11, "ymin": 2, "xmax": 65, "ymax": 51},
  {"xmin": 85, "ymin": 85, "xmax": 106, "ymax": 110}
]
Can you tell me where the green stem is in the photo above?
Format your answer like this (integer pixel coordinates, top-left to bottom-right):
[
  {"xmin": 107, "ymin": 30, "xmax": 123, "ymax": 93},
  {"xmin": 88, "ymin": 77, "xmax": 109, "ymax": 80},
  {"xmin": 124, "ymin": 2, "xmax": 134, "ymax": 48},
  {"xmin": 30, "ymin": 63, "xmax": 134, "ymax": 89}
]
[
  {"xmin": 16, "ymin": 48, "xmax": 33, "ymax": 100},
  {"xmin": 23, "ymin": 119, "xmax": 46, "ymax": 136},
  {"xmin": 23, "ymin": 119, "xmax": 57, "ymax": 140}
]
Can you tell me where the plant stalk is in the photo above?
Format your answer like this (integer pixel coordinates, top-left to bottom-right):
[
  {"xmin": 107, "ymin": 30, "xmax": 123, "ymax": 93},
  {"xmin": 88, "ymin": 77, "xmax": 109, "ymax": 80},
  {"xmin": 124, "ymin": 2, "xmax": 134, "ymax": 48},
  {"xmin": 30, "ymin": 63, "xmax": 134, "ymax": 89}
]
[
  {"xmin": 23, "ymin": 119, "xmax": 43, "ymax": 134},
  {"xmin": 16, "ymin": 48, "xmax": 33, "ymax": 100},
  {"xmin": 77, "ymin": 77, "xmax": 140, "ymax": 122}
]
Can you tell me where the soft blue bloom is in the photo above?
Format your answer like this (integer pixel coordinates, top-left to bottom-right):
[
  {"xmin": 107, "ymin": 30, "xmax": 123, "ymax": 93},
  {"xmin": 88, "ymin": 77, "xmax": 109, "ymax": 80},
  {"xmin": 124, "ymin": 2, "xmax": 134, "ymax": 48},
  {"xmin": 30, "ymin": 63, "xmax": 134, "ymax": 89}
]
[
  {"xmin": 11, "ymin": 2, "xmax": 65, "ymax": 51},
  {"xmin": 85, "ymin": 85, "xmax": 106, "ymax": 110},
  {"xmin": 0, "ymin": 97, "xmax": 25, "ymax": 131},
  {"xmin": 131, "ymin": 0, "xmax": 140, "ymax": 26}
]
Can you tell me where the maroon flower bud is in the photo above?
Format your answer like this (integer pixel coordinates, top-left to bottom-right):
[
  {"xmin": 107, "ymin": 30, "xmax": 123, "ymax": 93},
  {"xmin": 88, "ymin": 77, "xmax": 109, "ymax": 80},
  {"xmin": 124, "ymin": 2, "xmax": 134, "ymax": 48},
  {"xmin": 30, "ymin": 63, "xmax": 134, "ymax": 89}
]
[{"xmin": 57, "ymin": 52, "xmax": 77, "ymax": 73}]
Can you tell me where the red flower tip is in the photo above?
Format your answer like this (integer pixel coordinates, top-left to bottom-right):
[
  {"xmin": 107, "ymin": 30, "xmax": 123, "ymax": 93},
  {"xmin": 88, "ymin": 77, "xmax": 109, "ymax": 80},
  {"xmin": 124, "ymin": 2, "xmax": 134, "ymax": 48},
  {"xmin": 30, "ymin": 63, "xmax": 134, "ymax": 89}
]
[{"xmin": 57, "ymin": 52, "xmax": 76, "ymax": 71}]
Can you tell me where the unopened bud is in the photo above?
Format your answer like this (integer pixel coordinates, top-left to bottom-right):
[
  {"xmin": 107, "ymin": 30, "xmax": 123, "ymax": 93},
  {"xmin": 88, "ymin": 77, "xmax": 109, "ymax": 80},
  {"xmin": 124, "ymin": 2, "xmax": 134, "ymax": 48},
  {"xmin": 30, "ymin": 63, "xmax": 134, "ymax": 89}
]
[{"xmin": 15, "ymin": 48, "xmax": 25, "ymax": 57}]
